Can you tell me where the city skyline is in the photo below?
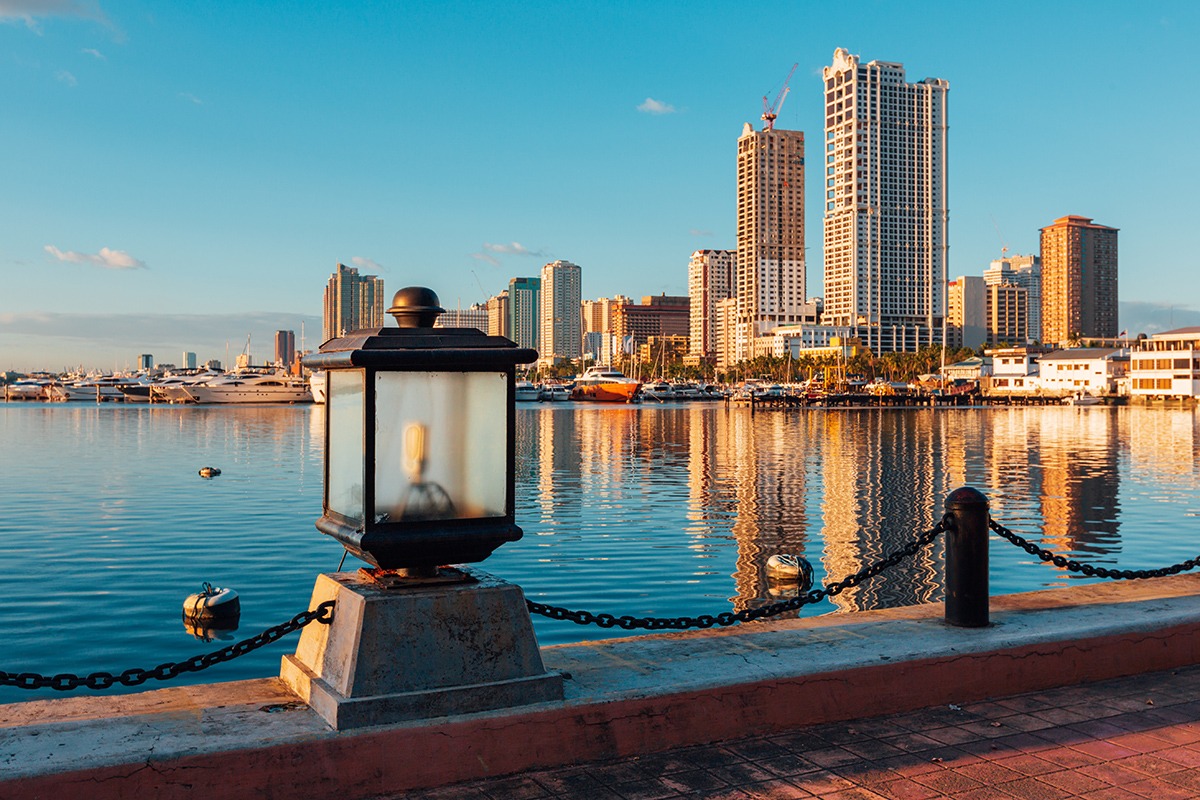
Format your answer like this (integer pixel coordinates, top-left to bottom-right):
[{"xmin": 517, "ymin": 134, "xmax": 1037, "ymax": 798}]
[{"xmin": 3, "ymin": 3, "xmax": 1200, "ymax": 371}]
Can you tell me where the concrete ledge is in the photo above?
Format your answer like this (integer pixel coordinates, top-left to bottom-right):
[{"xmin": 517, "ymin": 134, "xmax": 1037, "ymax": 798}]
[{"xmin": 4, "ymin": 575, "xmax": 1200, "ymax": 799}]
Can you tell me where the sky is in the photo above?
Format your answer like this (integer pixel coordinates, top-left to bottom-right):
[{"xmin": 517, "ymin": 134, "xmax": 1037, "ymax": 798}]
[{"xmin": 3, "ymin": 0, "xmax": 1200, "ymax": 372}]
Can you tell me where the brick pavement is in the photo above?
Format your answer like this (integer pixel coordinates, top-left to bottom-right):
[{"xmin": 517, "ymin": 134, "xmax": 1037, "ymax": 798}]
[{"xmin": 400, "ymin": 664, "xmax": 1200, "ymax": 799}]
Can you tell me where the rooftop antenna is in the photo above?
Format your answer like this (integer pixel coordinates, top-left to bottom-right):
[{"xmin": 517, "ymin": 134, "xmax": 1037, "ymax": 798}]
[{"xmin": 761, "ymin": 62, "xmax": 798, "ymax": 131}]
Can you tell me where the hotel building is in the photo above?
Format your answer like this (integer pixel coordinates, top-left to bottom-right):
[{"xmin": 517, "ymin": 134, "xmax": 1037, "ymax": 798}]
[
  {"xmin": 688, "ymin": 249, "xmax": 736, "ymax": 360},
  {"xmin": 1040, "ymin": 215, "xmax": 1119, "ymax": 345},
  {"xmin": 735, "ymin": 124, "xmax": 806, "ymax": 359},
  {"xmin": 821, "ymin": 48, "xmax": 949, "ymax": 354},
  {"xmin": 539, "ymin": 260, "xmax": 582, "ymax": 365},
  {"xmin": 322, "ymin": 263, "xmax": 385, "ymax": 341}
]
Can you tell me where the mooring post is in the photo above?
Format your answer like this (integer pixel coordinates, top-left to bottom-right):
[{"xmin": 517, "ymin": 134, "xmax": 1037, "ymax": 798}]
[{"xmin": 944, "ymin": 486, "xmax": 990, "ymax": 627}]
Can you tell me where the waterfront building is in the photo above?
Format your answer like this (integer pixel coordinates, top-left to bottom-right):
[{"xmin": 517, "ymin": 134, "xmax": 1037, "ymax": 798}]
[
  {"xmin": 1037, "ymin": 348, "xmax": 1127, "ymax": 397},
  {"xmin": 987, "ymin": 283, "xmax": 1029, "ymax": 347},
  {"xmin": 714, "ymin": 297, "xmax": 739, "ymax": 372},
  {"xmin": 820, "ymin": 48, "xmax": 950, "ymax": 354},
  {"xmin": 735, "ymin": 123, "xmax": 806, "ymax": 356},
  {"xmin": 1040, "ymin": 216, "xmax": 1119, "ymax": 345},
  {"xmin": 612, "ymin": 295, "xmax": 690, "ymax": 366},
  {"xmin": 1129, "ymin": 327, "xmax": 1200, "ymax": 401},
  {"xmin": 982, "ymin": 345, "xmax": 1054, "ymax": 396},
  {"xmin": 435, "ymin": 303, "xmax": 488, "ymax": 332},
  {"xmin": 582, "ymin": 295, "xmax": 632, "ymax": 365},
  {"xmin": 539, "ymin": 260, "xmax": 582, "ymax": 366},
  {"xmin": 182, "ymin": 352, "xmax": 197, "ymax": 370},
  {"xmin": 322, "ymin": 263, "xmax": 385, "ymax": 341},
  {"xmin": 946, "ymin": 276, "xmax": 986, "ymax": 351},
  {"xmin": 138, "ymin": 354, "xmax": 153, "ymax": 370},
  {"xmin": 688, "ymin": 249, "xmax": 736, "ymax": 360},
  {"xmin": 487, "ymin": 291, "xmax": 510, "ymax": 338},
  {"xmin": 984, "ymin": 253, "xmax": 1041, "ymax": 342},
  {"xmin": 274, "ymin": 330, "xmax": 296, "ymax": 371},
  {"xmin": 508, "ymin": 277, "xmax": 540, "ymax": 351}
]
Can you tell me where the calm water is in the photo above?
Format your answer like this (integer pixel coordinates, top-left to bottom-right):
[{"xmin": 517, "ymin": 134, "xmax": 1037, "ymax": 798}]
[{"xmin": 2, "ymin": 401, "xmax": 1199, "ymax": 703}]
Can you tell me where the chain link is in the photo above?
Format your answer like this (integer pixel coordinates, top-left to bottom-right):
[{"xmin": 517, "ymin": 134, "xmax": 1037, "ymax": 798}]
[
  {"xmin": 0, "ymin": 600, "xmax": 335, "ymax": 692},
  {"xmin": 989, "ymin": 519, "xmax": 1200, "ymax": 579},
  {"xmin": 527, "ymin": 518, "xmax": 948, "ymax": 630}
]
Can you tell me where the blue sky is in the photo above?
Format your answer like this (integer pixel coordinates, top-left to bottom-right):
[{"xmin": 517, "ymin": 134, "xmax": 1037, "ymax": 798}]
[{"xmin": 2, "ymin": 1, "xmax": 1199, "ymax": 371}]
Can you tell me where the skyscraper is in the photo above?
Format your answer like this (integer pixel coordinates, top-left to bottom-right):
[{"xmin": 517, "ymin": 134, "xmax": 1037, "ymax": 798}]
[
  {"xmin": 688, "ymin": 249, "xmax": 736, "ymax": 359},
  {"xmin": 821, "ymin": 48, "xmax": 949, "ymax": 353},
  {"xmin": 735, "ymin": 124, "xmax": 805, "ymax": 359},
  {"xmin": 984, "ymin": 253, "xmax": 1041, "ymax": 342},
  {"xmin": 508, "ymin": 277, "xmax": 540, "ymax": 351},
  {"xmin": 322, "ymin": 263, "xmax": 385, "ymax": 341},
  {"xmin": 538, "ymin": 260, "xmax": 582, "ymax": 365},
  {"xmin": 274, "ymin": 329, "xmax": 296, "ymax": 370},
  {"xmin": 1039, "ymin": 216, "xmax": 1119, "ymax": 345}
]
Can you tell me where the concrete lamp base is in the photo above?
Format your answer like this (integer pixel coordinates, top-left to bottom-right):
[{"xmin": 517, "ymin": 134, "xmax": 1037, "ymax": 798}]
[{"xmin": 281, "ymin": 568, "xmax": 563, "ymax": 730}]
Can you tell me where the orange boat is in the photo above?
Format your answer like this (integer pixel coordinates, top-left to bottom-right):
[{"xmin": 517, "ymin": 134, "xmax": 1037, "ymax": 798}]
[{"xmin": 569, "ymin": 366, "xmax": 642, "ymax": 403}]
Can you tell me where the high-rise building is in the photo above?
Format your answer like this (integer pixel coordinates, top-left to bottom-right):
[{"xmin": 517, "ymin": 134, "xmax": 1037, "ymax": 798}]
[
  {"xmin": 322, "ymin": 263, "xmax": 385, "ymax": 341},
  {"xmin": 984, "ymin": 253, "xmax": 1041, "ymax": 343},
  {"xmin": 612, "ymin": 295, "xmax": 690, "ymax": 364},
  {"xmin": 821, "ymin": 48, "xmax": 949, "ymax": 353},
  {"xmin": 274, "ymin": 330, "xmax": 296, "ymax": 370},
  {"xmin": 688, "ymin": 249, "xmax": 736, "ymax": 359},
  {"xmin": 435, "ymin": 304, "xmax": 488, "ymax": 332},
  {"xmin": 946, "ymin": 276, "xmax": 986, "ymax": 350},
  {"xmin": 508, "ymin": 277, "xmax": 540, "ymax": 351},
  {"xmin": 538, "ymin": 260, "xmax": 582, "ymax": 365},
  {"xmin": 987, "ymin": 283, "xmax": 1028, "ymax": 346},
  {"xmin": 138, "ymin": 354, "xmax": 153, "ymax": 370},
  {"xmin": 1039, "ymin": 215, "xmax": 1119, "ymax": 345},
  {"xmin": 735, "ymin": 124, "xmax": 806, "ymax": 358},
  {"xmin": 182, "ymin": 351, "xmax": 197, "ymax": 370},
  {"xmin": 487, "ymin": 290, "xmax": 510, "ymax": 338}
]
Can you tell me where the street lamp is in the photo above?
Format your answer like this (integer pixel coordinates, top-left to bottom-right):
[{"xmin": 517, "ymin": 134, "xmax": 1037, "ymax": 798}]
[{"xmin": 304, "ymin": 286, "xmax": 537, "ymax": 576}]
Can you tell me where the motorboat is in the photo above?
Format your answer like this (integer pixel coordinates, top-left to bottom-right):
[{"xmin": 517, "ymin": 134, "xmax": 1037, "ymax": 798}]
[
  {"xmin": 569, "ymin": 366, "xmax": 641, "ymax": 403},
  {"xmin": 539, "ymin": 381, "xmax": 570, "ymax": 402},
  {"xmin": 169, "ymin": 372, "xmax": 313, "ymax": 404},
  {"xmin": 309, "ymin": 371, "xmax": 327, "ymax": 404},
  {"xmin": 642, "ymin": 381, "xmax": 674, "ymax": 402},
  {"xmin": 515, "ymin": 379, "xmax": 540, "ymax": 402},
  {"xmin": 1063, "ymin": 391, "xmax": 1102, "ymax": 406}
]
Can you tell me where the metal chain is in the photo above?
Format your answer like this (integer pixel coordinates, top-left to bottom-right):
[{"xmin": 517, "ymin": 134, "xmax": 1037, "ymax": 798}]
[
  {"xmin": 989, "ymin": 519, "xmax": 1200, "ymax": 579},
  {"xmin": 0, "ymin": 600, "xmax": 335, "ymax": 692},
  {"xmin": 527, "ymin": 518, "xmax": 948, "ymax": 630}
]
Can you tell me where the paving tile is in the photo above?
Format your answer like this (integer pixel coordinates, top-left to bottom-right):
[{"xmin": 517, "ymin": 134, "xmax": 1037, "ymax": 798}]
[
  {"xmin": 1067, "ymin": 739, "xmax": 1140, "ymax": 761},
  {"xmin": 802, "ymin": 746, "xmax": 865, "ymax": 770},
  {"xmin": 753, "ymin": 753, "xmax": 823, "ymax": 779},
  {"xmin": 768, "ymin": 731, "xmax": 836, "ymax": 753},
  {"xmin": 839, "ymin": 738, "xmax": 906, "ymax": 761},
  {"xmin": 529, "ymin": 768, "xmax": 614, "ymax": 795},
  {"xmin": 1121, "ymin": 778, "xmax": 1198, "ymax": 799},
  {"xmin": 909, "ymin": 768, "xmax": 985, "ymax": 795},
  {"xmin": 990, "ymin": 753, "xmax": 1062, "ymax": 777},
  {"xmin": 952, "ymin": 759, "xmax": 1027, "ymax": 785},
  {"xmin": 920, "ymin": 724, "xmax": 984, "ymax": 746},
  {"xmin": 1035, "ymin": 767, "xmax": 1109, "ymax": 794},
  {"xmin": 723, "ymin": 739, "xmax": 795, "ymax": 763},
  {"xmin": 734, "ymin": 778, "xmax": 816, "ymax": 799},
  {"xmin": 707, "ymin": 761, "xmax": 783, "ymax": 787},
  {"xmin": 1077, "ymin": 787, "xmax": 1148, "ymax": 800},
  {"xmin": 1030, "ymin": 707, "xmax": 1093, "ymax": 726},
  {"xmin": 588, "ymin": 760, "xmax": 658, "ymax": 786},
  {"xmin": 1033, "ymin": 746, "xmax": 1101, "ymax": 771},
  {"xmin": 1106, "ymin": 732, "xmax": 1172, "ymax": 755},
  {"xmin": 871, "ymin": 753, "xmax": 948, "ymax": 777},
  {"xmin": 995, "ymin": 777, "xmax": 1072, "ymax": 800},
  {"xmin": 955, "ymin": 788, "xmax": 1019, "ymax": 800},
  {"xmin": 878, "ymin": 732, "xmax": 946, "ymax": 754},
  {"xmin": 631, "ymin": 752, "xmax": 707, "ymax": 777},
  {"xmin": 872, "ymin": 778, "xmax": 944, "ymax": 800},
  {"xmin": 607, "ymin": 778, "xmax": 679, "ymax": 800},
  {"xmin": 1155, "ymin": 745, "xmax": 1200, "ymax": 768},
  {"xmin": 657, "ymin": 770, "xmax": 730, "ymax": 794},
  {"xmin": 1077, "ymin": 759, "xmax": 1164, "ymax": 788},
  {"xmin": 1158, "ymin": 767, "xmax": 1200, "ymax": 793},
  {"xmin": 1116, "ymin": 753, "xmax": 1186, "ymax": 778},
  {"xmin": 787, "ymin": 770, "xmax": 857, "ymax": 796},
  {"xmin": 474, "ymin": 774, "xmax": 552, "ymax": 799},
  {"xmin": 818, "ymin": 788, "xmax": 888, "ymax": 800}
]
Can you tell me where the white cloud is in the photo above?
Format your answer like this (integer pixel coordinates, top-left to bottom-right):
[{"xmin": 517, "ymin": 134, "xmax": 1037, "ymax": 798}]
[
  {"xmin": 689, "ymin": 228, "xmax": 713, "ymax": 237},
  {"xmin": 44, "ymin": 244, "xmax": 147, "ymax": 270},
  {"xmin": 469, "ymin": 251, "xmax": 500, "ymax": 267},
  {"xmin": 179, "ymin": 92, "xmax": 203, "ymax": 105},
  {"xmin": 482, "ymin": 241, "xmax": 543, "ymax": 257},
  {"xmin": 350, "ymin": 256, "xmax": 385, "ymax": 273},
  {"xmin": 81, "ymin": 47, "xmax": 104, "ymax": 59},
  {"xmin": 637, "ymin": 97, "xmax": 677, "ymax": 115},
  {"xmin": 55, "ymin": 69, "xmax": 76, "ymax": 86}
]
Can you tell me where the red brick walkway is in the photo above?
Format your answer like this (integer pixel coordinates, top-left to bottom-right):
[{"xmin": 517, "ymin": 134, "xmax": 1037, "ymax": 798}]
[{"xmin": 400, "ymin": 665, "xmax": 1200, "ymax": 799}]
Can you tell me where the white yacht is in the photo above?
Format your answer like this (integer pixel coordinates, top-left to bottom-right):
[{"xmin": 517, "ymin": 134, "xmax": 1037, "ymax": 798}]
[
  {"xmin": 170, "ymin": 372, "xmax": 313, "ymax": 404},
  {"xmin": 309, "ymin": 371, "xmax": 327, "ymax": 404},
  {"xmin": 515, "ymin": 379, "xmax": 539, "ymax": 402}
]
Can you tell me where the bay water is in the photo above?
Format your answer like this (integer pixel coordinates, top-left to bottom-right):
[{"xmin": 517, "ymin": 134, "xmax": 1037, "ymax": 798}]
[{"xmin": 1, "ymin": 402, "xmax": 1198, "ymax": 704}]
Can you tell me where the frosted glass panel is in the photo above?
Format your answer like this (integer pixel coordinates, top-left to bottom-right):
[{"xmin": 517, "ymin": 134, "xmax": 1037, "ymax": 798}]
[
  {"xmin": 327, "ymin": 370, "xmax": 365, "ymax": 522},
  {"xmin": 374, "ymin": 371, "xmax": 507, "ymax": 522}
]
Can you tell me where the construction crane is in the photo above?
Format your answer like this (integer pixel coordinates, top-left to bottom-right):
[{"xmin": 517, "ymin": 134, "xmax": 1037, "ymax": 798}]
[{"xmin": 761, "ymin": 62, "xmax": 798, "ymax": 131}]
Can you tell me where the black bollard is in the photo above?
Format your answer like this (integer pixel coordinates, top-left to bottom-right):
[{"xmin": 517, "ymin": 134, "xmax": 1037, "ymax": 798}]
[{"xmin": 944, "ymin": 486, "xmax": 990, "ymax": 627}]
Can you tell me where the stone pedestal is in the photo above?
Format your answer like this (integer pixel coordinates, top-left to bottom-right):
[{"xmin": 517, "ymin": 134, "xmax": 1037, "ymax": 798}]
[{"xmin": 281, "ymin": 568, "xmax": 563, "ymax": 730}]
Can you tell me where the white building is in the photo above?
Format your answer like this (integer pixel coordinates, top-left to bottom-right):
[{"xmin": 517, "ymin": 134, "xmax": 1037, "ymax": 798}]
[
  {"xmin": 435, "ymin": 303, "xmax": 488, "ymax": 333},
  {"xmin": 821, "ymin": 48, "xmax": 949, "ymax": 354},
  {"xmin": 688, "ymin": 249, "xmax": 736, "ymax": 359},
  {"xmin": 1036, "ymin": 348, "xmax": 1126, "ymax": 397},
  {"xmin": 735, "ymin": 125, "xmax": 806, "ymax": 347},
  {"xmin": 1129, "ymin": 327, "xmax": 1200, "ymax": 401},
  {"xmin": 538, "ymin": 260, "xmax": 582, "ymax": 365}
]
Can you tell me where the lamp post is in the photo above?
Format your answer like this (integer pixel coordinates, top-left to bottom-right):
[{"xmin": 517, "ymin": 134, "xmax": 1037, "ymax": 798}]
[
  {"xmin": 283, "ymin": 287, "xmax": 563, "ymax": 730},
  {"xmin": 303, "ymin": 286, "xmax": 537, "ymax": 577}
]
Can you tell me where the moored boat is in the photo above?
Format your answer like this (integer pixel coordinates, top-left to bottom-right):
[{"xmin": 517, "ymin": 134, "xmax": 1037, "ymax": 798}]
[
  {"xmin": 515, "ymin": 379, "xmax": 539, "ymax": 402},
  {"xmin": 569, "ymin": 366, "xmax": 641, "ymax": 403},
  {"xmin": 171, "ymin": 372, "xmax": 313, "ymax": 404},
  {"xmin": 309, "ymin": 371, "xmax": 327, "ymax": 404}
]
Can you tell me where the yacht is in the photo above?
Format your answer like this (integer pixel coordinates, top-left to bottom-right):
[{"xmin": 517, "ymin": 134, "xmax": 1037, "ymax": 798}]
[
  {"xmin": 539, "ymin": 381, "xmax": 570, "ymax": 402},
  {"xmin": 170, "ymin": 372, "xmax": 313, "ymax": 404},
  {"xmin": 643, "ymin": 381, "xmax": 674, "ymax": 402},
  {"xmin": 515, "ymin": 379, "xmax": 540, "ymax": 402},
  {"xmin": 309, "ymin": 371, "xmax": 327, "ymax": 404},
  {"xmin": 569, "ymin": 366, "xmax": 641, "ymax": 403}
]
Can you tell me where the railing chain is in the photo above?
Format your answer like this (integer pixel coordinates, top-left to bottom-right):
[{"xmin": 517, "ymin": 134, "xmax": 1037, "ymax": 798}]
[
  {"xmin": 0, "ymin": 600, "xmax": 335, "ymax": 692},
  {"xmin": 989, "ymin": 519, "xmax": 1200, "ymax": 579},
  {"xmin": 527, "ymin": 518, "xmax": 948, "ymax": 630}
]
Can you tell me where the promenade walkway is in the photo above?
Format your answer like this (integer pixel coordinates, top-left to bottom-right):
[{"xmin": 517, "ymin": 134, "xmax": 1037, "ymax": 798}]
[{"xmin": 417, "ymin": 664, "xmax": 1200, "ymax": 799}]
